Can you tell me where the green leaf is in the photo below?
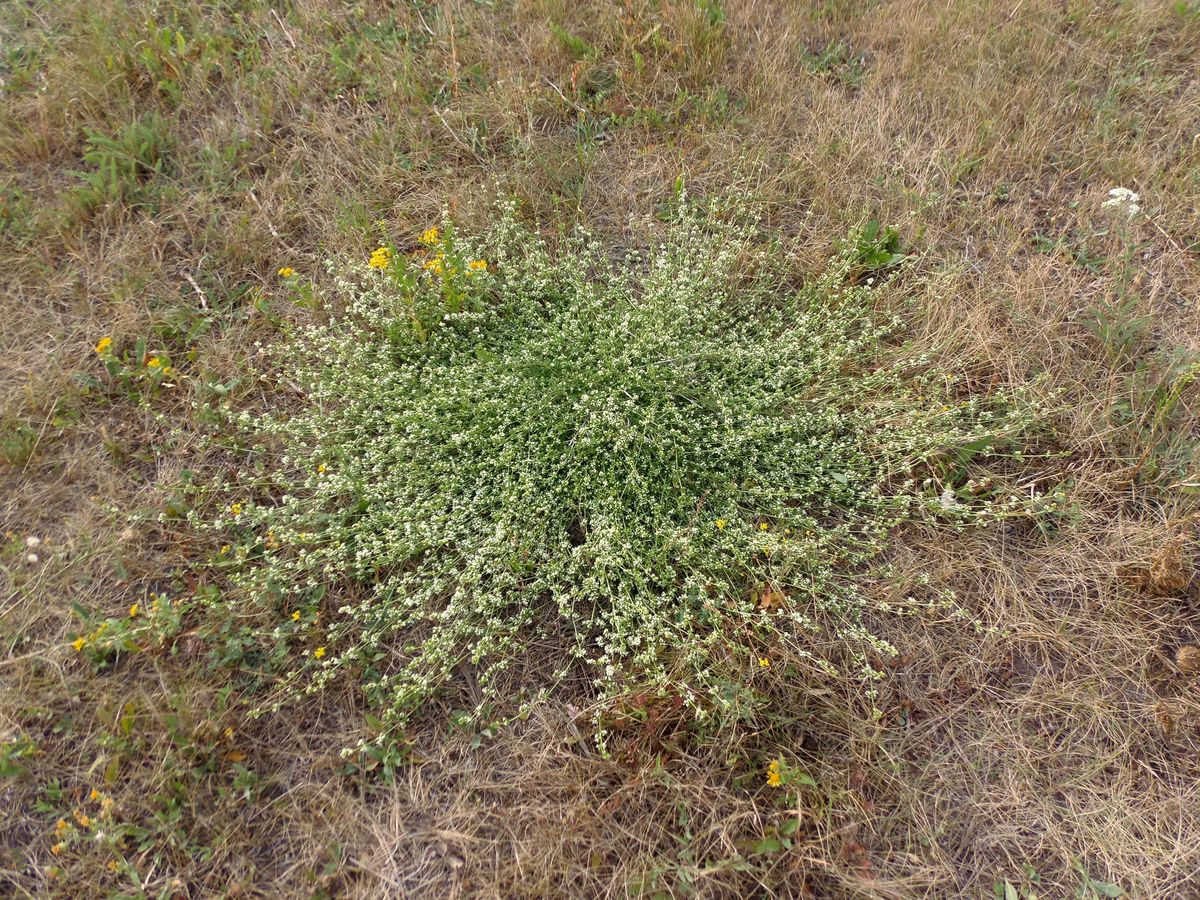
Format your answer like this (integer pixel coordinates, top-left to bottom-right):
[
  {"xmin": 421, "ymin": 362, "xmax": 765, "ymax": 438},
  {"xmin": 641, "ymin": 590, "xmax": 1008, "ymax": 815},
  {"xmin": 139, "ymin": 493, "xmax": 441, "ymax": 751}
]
[{"xmin": 751, "ymin": 837, "xmax": 782, "ymax": 854}]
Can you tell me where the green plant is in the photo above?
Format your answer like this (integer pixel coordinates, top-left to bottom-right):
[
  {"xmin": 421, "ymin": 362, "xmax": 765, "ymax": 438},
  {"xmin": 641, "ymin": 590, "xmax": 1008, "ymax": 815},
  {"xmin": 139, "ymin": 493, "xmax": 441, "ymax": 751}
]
[
  {"xmin": 69, "ymin": 592, "xmax": 188, "ymax": 666},
  {"xmin": 550, "ymin": 24, "xmax": 597, "ymax": 62},
  {"xmin": 995, "ymin": 863, "xmax": 1042, "ymax": 899},
  {"xmin": 0, "ymin": 417, "xmax": 37, "ymax": 466},
  {"xmin": 68, "ymin": 116, "xmax": 172, "ymax": 212},
  {"xmin": 1176, "ymin": 0, "xmax": 1200, "ymax": 19},
  {"xmin": 0, "ymin": 183, "xmax": 31, "ymax": 235},
  {"xmin": 1083, "ymin": 236, "xmax": 1200, "ymax": 491},
  {"xmin": 802, "ymin": 40, "xmax": 867, "ymax": 87},
  {"xmin": 1083, "ymin": 292, "xmax": 1149, "ymax": 362},
  {"xmin": 1074, "ymin": 861, "xmax": 1124, "ymax": 898},
  {"xmin": 844, "ymin": 218, "xmax": 907, "ymax": 278},
  {"xmin": 199, "ymin": 200, "xmax": 1045, "ymax": 748},
  {"xmin": 0, "ymin": 736, "xmax": 37, "ymax": 777},
  {"xmin": 88, "ymin": 335, "xmax": 180, "ymax": 401},
  {"xmin": 696, "ymin": 0, "xmax": 726, "ymax": 28}
]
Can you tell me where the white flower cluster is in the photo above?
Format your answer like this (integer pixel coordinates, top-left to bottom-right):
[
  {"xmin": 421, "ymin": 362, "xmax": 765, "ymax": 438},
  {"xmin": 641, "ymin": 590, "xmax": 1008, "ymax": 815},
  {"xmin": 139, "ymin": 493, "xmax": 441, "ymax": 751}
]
[
  {"xmin": 1101, "ymin": 187, "xmax": 1142, "ymax": 217},
  {"xmin": 205, "ymin": 201, "xmax": 1046, "ymax": 743}
]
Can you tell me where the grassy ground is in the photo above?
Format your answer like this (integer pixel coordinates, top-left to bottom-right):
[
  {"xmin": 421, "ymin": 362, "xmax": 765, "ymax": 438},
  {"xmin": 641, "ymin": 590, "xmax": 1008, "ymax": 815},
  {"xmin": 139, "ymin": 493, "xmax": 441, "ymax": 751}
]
[{"xmin": 3, "ymin": 0, "xmax": 1200, "ymax": 896}]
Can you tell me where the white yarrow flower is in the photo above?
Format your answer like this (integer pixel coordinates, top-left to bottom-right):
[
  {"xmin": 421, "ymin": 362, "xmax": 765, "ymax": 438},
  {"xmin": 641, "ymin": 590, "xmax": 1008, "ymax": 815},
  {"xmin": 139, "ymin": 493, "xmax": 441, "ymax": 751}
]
[{"xmin": 1101, "ymin": 187, "xmax": 1141, "ymax": 217}]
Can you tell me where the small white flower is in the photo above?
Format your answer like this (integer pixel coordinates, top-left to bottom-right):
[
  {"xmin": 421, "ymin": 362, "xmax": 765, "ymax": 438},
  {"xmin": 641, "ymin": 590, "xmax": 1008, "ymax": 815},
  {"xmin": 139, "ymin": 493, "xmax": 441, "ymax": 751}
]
[
  {"xmin": 938, "ymin": 487, "xmax": 961, "ymax": 511},
  {"xmin": 25, "ymin": 535, "xmax": 40, "ymax": 548},
  {"xmin": 25, "ymin": 553, "xmax": 39, "ymax": 564},
  {"xmin": 1101, "ymin": 187, "xmax": 1141, "ymax": 217}
]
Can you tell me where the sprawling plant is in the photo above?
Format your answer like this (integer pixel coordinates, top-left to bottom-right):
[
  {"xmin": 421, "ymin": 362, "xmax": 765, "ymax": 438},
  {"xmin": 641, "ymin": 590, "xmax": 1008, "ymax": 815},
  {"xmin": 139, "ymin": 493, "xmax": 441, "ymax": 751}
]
[{"xmin": 206, "ymin": 202, "xmax": 1048, "ymax": 743}]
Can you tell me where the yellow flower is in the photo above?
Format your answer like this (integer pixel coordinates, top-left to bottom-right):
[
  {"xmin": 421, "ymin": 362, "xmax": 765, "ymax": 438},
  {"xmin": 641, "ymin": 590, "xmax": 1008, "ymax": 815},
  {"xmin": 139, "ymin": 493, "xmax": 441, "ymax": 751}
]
[
  {"xmin": 292, "ymin": 610, "xmax": 301, "ymax": 622},
  {"xmin": 146, "ymin": 356, "xmax": 163, "ymax": 369},
  {"xmin": 758, "ymin": 656, "xmax": 771, "ymax": 668},
  {"xmin": 314, "ymin": 646, "xmax": 326, "ymax": 659},
  {"xmin": 715, "ymin": 518, "xmax": 726, "ymax": 530},
  {"xmin": 50, "ymin": 842, "xmax": 65, "ymax": 855},
  {"xmin": 128, "ymin": 603, "xmax": 138, "ymax": 618},
  {"xmin": 72, "ymin": 637, "xmax": 86, "ymax": 652},
  {"xmin": 368, "ymin": 246, "xmax": 392, "ymax": 270},
  {"xmin": 423, "ymin": 255, "xmax": 444, "ymax": 274},
  {"xmin": 106, "ymin": 860, "xmax": 119, "ymax": 873},
  {"xmin": 54, "ymin": 818, "xmax": 68, "ymax": 835},
  {"xmin": 759, "ymin": 522, "xmax": 769, "ymax": 531},
  {"xmin": 95, "ymin": 337, "xmax": 112, "ymax": 354},
  {"xmin": 420, "ymin": 226, "xmax": 440, "ymax": 246},
  {"xmin": 89, "ymin": 789, "xmax": 102, "ymax": 802},
  {"xmin": 230, "ymin": 503, "xmax": 243, "ymax": 517},
  {"xmin": 277, "ymin": 266, "xmax": 295, "ymax": 278},
  {"xmin": 467, "ymin": 259, "xmax": 487, "ymax": 272},
  {"xmin": 74, "ymin": 811, "xmax": 91, "ymax": 828},
  {"xmin": 224, "ymin": 726, "xmax": 235, "ymax": 740},
  {"xmin": 317, "ymin": 463, "xmax": 326, "ymax": 474},
  {"xmin": 766, "ymin": 761, "xmax": 782, "ymax": 787}
]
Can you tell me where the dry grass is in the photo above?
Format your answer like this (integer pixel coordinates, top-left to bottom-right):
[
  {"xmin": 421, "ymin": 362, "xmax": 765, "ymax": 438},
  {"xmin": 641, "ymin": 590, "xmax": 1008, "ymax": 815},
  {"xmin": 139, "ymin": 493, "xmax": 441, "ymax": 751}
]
[{"xmin": 2, "ymin": 0, "xmax": 1200, "ymax": 896}]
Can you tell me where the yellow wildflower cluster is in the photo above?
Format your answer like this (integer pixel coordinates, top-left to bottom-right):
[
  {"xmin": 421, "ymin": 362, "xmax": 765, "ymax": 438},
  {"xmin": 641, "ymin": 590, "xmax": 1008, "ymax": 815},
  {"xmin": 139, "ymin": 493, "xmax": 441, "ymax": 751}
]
[
  {"xmin": 49, "ymin": 793, "xmax": 110, "ymax": 858},
  {"xmin": 145, "ymin": 355, "xmax": 175, "ymax": 376},
  {"xmin": 70, "ymin": 620, "xmax": 109, "ymax": 653},
  {"xmin": 468, "ymin": 259, "xmax": 487, "ymax": 272},
  {"xmin": 278, "ymin": 266, "xmax": 295, "ymax": 278},
  {"xmin": 766, "ymin": 759, "xmax": 782, "ymax": 787},
  {"xmin": 95, "ymin": 336, "xmax": 112, "ymax": 354},
  {"xmin": 368, "ymin": 246, "xmax": 392, "ymax": 270},
  {"xmin": 420, "ymin": 226, "xmax": 440, "ymax": 246}
]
